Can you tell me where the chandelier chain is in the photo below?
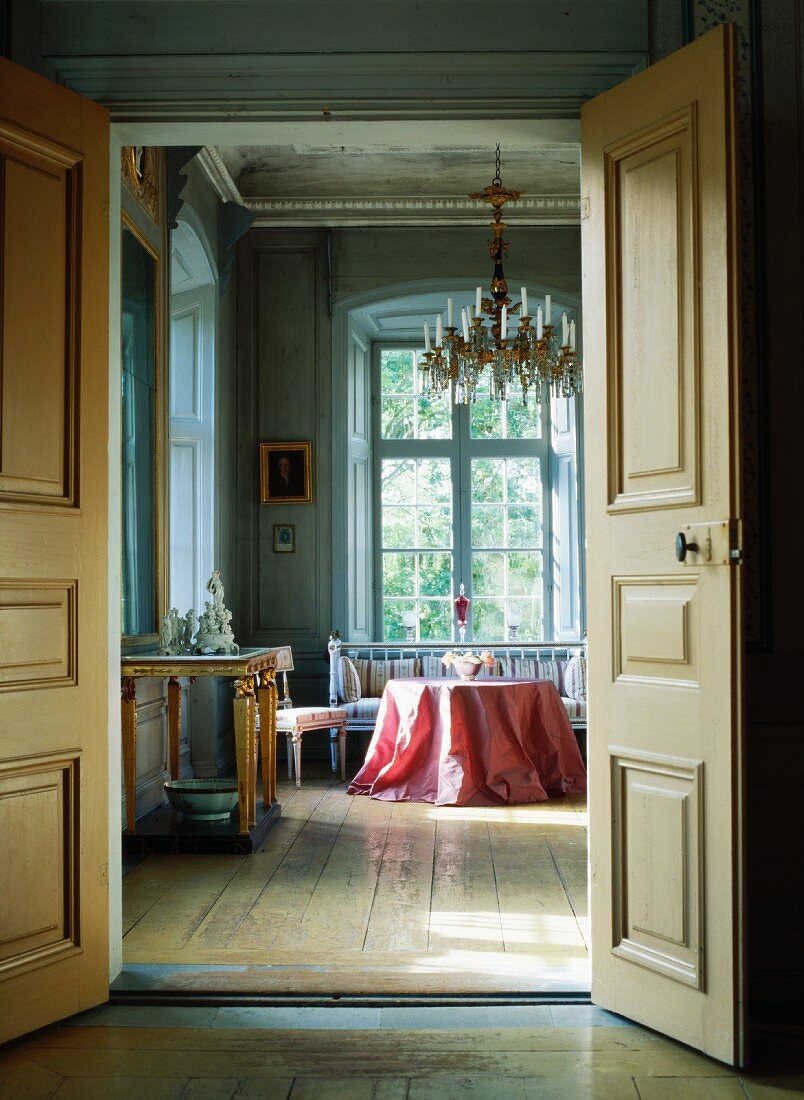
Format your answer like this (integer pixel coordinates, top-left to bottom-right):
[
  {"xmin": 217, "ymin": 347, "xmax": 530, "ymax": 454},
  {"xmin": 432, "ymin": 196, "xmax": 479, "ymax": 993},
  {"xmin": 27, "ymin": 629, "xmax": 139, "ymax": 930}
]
[{"xmin": 492, "ymin": 142, "xmax": 502, "ymax": 187}]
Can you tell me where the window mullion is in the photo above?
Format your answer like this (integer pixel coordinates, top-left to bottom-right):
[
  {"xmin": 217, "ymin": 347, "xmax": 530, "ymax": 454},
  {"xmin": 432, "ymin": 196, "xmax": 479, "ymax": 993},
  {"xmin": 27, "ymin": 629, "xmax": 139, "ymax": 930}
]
[{"xmin": 456, "ymin": 400, "xmax": 472, "ymax": 644}]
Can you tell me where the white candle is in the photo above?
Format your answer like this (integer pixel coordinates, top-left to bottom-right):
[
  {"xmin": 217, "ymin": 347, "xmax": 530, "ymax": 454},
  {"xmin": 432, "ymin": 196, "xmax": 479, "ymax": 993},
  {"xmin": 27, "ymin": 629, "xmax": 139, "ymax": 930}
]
[
  {"xmin": 536, "ymin": 306, "xmax": 543, "ymax": 339},
  {"xmin": 520, "ymin": 287, "xmax": 528, "ymax": 318},
  {"xmin": 475, "ymin": 286, "xmax": 482, "ymax": 315},
  {"xmin": 447, "ymin": 298, "xmax": 454, "ymax": 327},
  {"xmin": 461, "ymin": 308, "xmax": 470, "ymax": 342},
  {"xmin": 562, "ymin": 312, "xmax": 569, "ymax": 346},
  {"xmin": 436, "ymin": 314, "xmax": 443, "ymax": 347},
  {"xmin": 501, "ymin": 305, "xmax": 508, "ymax": 341},
  {"xmin": 545, "ymin": 294, "xmax": 552, "ymax": 325},
  {"xmin": 424, "ymin": 321, "xmax": 431, "ymax": 353},
  {"xmin": 570, "ymin": 319, "xmax": 576, "ymax": 351}
]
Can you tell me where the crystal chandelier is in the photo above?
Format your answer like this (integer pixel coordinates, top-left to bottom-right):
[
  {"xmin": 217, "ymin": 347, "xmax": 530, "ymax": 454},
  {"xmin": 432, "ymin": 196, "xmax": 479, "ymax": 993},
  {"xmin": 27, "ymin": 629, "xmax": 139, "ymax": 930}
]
[{"xmin": 419, "ymin": 146, "xmax": 583, "ymax": 405}]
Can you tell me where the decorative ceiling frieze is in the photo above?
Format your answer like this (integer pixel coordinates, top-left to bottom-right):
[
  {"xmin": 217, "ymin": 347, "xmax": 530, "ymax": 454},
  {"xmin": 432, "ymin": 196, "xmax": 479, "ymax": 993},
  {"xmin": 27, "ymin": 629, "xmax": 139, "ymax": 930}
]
[{"xmin": 243, "ymin": 195, "xmax": 581, "ymax": 227}]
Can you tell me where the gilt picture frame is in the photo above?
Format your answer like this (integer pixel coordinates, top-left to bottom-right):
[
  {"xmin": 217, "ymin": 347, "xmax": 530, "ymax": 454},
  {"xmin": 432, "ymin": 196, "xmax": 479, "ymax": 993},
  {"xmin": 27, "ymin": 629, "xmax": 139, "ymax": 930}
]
[{"xmin": 259, "ymin": 442, "xmax": 313, "ymax": 504}]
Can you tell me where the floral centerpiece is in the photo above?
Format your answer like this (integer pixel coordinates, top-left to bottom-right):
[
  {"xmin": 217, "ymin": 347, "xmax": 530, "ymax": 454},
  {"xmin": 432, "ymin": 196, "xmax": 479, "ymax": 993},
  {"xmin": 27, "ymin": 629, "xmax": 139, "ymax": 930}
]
[{"xmin": 442, "ymin": 649, "xmax": 495, "ymax": 681}]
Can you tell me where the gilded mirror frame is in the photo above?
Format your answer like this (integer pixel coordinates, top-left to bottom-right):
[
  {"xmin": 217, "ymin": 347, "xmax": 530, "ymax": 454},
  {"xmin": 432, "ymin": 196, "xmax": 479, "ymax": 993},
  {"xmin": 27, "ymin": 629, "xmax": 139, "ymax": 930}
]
[{"xmin": 120, "ymin": 206, "xmax": 168, "ymax": 648}]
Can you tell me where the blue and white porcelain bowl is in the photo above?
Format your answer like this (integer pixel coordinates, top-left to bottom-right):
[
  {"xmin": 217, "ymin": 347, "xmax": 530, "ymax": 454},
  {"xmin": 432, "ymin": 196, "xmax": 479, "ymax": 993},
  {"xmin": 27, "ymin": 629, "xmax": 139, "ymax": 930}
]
[{"xmin": 164, "ymin": 778, "xmax": 239, "ymax": 821}]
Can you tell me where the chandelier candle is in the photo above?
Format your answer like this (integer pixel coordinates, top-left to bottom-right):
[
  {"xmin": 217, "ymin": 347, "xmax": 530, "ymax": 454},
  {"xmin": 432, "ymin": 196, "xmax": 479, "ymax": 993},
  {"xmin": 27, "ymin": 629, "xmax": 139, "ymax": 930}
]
[{"xmin": 418, "ymin": 145, "xmax": 583, "ymax": 405}]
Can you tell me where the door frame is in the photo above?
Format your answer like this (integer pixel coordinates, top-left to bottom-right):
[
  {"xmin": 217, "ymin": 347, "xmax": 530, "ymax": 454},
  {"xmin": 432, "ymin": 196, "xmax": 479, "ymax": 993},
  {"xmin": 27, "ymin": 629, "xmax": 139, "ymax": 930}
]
[{"xmin": 105, "ymin": 115, "xmax": 587, "ymax": 983}]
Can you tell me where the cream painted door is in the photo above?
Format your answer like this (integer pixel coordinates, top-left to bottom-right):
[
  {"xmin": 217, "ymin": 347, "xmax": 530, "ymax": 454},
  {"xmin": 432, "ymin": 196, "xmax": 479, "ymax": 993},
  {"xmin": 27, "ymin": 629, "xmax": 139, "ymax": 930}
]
[
  {"xmin": 0, "ymin": 59, "xmax": 110, "ymax": 1042},
  {"xmin": 582, "ymin": 24, "xmax": 745, "ymax": 1064}
]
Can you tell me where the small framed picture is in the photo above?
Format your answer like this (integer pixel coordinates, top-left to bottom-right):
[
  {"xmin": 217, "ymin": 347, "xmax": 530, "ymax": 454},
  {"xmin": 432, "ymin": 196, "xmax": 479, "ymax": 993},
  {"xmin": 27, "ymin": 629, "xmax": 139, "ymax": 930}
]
[
  {"xmin": 260, "ymin": 441, "xmax": 313, "ymax": 504},
  {"xmin": 273, "ymin": 523, "xmax": 295, "ymax": 553}
]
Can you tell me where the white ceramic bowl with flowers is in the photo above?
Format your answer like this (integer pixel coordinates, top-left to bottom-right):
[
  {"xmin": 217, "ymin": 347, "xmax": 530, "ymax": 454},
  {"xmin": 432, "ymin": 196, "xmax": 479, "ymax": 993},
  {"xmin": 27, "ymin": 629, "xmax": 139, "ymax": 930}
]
[{"xmin": 442, "ymin": 649, "xmax": 495, "ymax": 681}]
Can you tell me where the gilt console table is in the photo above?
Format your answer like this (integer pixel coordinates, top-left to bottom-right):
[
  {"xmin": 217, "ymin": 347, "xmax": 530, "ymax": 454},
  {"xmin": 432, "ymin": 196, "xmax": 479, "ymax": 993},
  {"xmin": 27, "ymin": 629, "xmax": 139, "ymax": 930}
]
[{"xmin": 120, "ymin": 646, "xmax": 292, "ymax": 840}]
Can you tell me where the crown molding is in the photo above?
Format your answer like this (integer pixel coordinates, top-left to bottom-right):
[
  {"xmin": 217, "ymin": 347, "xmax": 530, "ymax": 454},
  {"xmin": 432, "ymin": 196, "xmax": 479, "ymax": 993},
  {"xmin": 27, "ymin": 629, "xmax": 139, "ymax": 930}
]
[
  {"xmin": 245, "ymin": 194, "xmax": 581, "ymax": 227},
  {"xmin": 47, "ymin": 52, "xmax": 646, "ymax": 121},
  {"xmin": 196, "ymin": 147, "xmax": 243, "ymax": 205}
]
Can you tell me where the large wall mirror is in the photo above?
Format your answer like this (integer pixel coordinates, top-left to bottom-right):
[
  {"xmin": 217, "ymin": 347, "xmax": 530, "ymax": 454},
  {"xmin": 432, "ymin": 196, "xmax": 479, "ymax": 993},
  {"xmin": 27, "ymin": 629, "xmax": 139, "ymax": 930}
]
[{"xmin": 121, "ymin": 214, "xmax": 166, "ymax": 643}]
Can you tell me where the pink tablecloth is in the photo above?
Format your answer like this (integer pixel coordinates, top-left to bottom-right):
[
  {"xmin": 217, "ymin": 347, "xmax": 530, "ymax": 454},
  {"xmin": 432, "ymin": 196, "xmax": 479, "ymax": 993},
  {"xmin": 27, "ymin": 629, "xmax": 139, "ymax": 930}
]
[{"xmin": 347, "ymin": 678, "xmax": 586, "ymax": 806}]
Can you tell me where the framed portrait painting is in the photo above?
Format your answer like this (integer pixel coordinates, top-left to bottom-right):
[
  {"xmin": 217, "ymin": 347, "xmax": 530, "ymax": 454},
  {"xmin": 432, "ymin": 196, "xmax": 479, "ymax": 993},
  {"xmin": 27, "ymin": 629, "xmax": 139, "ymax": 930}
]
[
  {"xmin": 259, "ymin": 441, "xmax": 312, "ymax": 504},
  {"xmin": 273, "ymin": 523, "xmax": 295, "ymax": 553}
]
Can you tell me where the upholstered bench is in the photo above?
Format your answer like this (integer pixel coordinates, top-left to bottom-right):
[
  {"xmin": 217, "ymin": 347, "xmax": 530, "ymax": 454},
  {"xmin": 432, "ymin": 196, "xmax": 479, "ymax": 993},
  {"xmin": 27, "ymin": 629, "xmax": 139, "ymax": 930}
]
[{"xmin": 275, "ymin": 706, "xmax": 348, "ymax": 789}]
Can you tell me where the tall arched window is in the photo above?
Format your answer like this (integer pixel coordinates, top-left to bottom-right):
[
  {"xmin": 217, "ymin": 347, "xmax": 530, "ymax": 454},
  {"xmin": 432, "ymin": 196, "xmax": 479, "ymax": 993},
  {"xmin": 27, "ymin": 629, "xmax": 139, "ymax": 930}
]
[
  {"xmin": 335, "ymin": 285, "xmax": 583, "ymax": 644},
  {"xmin": 168, "ymin": 217, "xmax": 216, "ymax": 614}
]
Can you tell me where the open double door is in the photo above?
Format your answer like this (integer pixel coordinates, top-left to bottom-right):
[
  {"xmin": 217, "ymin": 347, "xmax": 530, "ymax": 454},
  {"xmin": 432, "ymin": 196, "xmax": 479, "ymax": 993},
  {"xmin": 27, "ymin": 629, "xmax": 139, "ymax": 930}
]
[{"xmin": 0, "ymin": 25, "xmax": 745, "ymax": 1065}]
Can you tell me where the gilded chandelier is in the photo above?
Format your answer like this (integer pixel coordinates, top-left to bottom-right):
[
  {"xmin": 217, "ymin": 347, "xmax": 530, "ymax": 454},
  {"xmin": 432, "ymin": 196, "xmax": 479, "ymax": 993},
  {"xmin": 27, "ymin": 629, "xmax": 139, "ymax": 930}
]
[{"xmin": 420, "ymin": 146, "xmax": 583, "ymax": 405}]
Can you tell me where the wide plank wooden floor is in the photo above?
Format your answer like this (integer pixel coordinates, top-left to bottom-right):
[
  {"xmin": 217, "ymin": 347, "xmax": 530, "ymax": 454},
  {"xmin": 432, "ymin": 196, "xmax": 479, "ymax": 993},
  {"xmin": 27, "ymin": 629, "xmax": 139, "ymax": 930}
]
[
  {"xmin": 3, "ymin": 1012, "xmax": 803, "ymax": 1099},
  {"xmin": 122, "ymin": 766, "xmax": 589, "ymax": 993}
]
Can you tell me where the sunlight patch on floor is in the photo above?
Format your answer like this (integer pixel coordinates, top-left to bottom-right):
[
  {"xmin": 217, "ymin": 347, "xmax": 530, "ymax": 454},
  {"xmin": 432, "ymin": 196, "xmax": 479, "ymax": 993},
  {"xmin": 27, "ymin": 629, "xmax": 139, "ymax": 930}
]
[
  {"xmin": 428, "ymin": 909, "xmax": 584, "ymax": 948},
  {"xmin": 427, "ymin": 805, "xmax": 587, "ymax": 826},
  {"xmin": 413, "ymin": 947, "xmax": 590, "ymax": 979}
]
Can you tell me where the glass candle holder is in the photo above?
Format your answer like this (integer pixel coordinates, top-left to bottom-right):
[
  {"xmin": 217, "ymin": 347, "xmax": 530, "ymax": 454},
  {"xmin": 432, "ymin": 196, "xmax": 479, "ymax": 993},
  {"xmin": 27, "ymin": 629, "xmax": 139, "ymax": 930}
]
[
  {"xmin": 401, "ymin": 609, "xmax": 417, "ymax": 643},
  {"xmin": 507, "ymin": 606, "xmax": 523, "ymax": 642}
]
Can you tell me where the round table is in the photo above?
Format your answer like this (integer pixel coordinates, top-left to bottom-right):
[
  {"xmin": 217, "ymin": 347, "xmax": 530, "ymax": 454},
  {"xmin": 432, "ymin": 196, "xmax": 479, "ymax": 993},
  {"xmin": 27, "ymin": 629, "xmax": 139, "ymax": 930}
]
[{"xmin": 347, "ymin": 677, "xmax": 586, "ymax": 806}]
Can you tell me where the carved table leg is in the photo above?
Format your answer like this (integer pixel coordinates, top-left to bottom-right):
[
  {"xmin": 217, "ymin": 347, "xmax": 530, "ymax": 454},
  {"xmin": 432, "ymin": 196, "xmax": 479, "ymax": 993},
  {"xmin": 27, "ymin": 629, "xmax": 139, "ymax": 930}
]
[
  {"xmin": 339, "ymin": 722, "xmax": 347, "ymax": 782},
  {"xmin": 247, "ymin": 693, "xmax": 257, "ymax": 827},
  {"xmin": 167, "ymin": 676, "xmax": 181, "ymax": 780},
  {"xmin": 269, "ymin": 679, "xmax": 277, "ymax": 803},
  {"xmin": 234, "ymin": 674, "xmax": 256, "ymax": 834},
  {"xmin": 256, "ymin": 673, "xmax": 277, "ymax": 808},
  {"xmin": 121, "ymin": 677, "xmax": 138, "ymax": 833}
]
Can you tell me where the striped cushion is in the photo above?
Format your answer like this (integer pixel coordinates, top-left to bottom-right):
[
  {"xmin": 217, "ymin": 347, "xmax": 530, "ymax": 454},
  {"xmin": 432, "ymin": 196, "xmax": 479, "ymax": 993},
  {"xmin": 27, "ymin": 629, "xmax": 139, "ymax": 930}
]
[
  {"xmin": 352, "ymin": 657, "xmax": 421, "ymax": 698},
  {"xmin": 337, "ymin": 656, "xmax": 361, "ymax": 703},
  {"xmin": 419, "ymin": 655, "xmax": 501, "ymax": 679},
  {"xmin": 341, "ymin": 698, "xmax": 383, "ymax": 721},
  {"xmin": 499, "ymin": 657, "xmax": 565, "ymax": 693},
  {"xmin": 561, "ymin": 696, "xmax": 587, "ymax": 722},
  {"xmin": 564, "ymin": 655, "xmax": 588, "ymax": 701},
  {"xmin": 276, "ymin": 706, "xmax": 347, "ymax": 731}
]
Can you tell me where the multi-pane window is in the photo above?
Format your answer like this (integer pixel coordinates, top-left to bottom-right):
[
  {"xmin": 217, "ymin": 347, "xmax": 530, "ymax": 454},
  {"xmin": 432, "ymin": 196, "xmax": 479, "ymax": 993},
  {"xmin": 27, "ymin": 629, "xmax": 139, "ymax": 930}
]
[
  {"xmin": 380, "ymin": 347, "xmax": 450, "ymax": 440},
  {"xmin": 380, "ymin": 458, "xmax": 453, "ymax": 642},
  {"xmin": 471, "ymin": 458, "xmax": 543, "ymax": 641},
  {"xmin": 375, "ymin": 345, "xmax": 567, "ymax": 644}
]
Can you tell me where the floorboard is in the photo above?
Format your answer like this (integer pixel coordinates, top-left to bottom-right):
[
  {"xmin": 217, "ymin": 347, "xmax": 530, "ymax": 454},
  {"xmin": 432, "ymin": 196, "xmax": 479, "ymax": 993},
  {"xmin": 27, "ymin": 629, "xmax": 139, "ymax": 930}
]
[
  {"xmin": 3, "ymin": 1013, "xmax": 802, "ymax": 1099},
  {"xmin": 122, "ymin": 767, "xmax": 591, "ymax": 993}
]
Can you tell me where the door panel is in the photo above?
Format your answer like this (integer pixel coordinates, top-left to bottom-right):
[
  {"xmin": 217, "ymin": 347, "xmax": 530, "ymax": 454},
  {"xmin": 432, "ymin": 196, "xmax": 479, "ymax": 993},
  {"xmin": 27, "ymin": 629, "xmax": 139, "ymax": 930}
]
[
  {"xmin": 0, "ymin": 130, "xmax": 80, "ymax": 505},
  {"xmin": 582, "ymin": 25, "xmax": 744, "ymax": 1064},
  {"xmin": 606, "ymin": 108, "xmax": 700, "ymax": 512},
  {"xmin": 0, "ymin": 59, "xmax": 109, "ymax": 1042}
]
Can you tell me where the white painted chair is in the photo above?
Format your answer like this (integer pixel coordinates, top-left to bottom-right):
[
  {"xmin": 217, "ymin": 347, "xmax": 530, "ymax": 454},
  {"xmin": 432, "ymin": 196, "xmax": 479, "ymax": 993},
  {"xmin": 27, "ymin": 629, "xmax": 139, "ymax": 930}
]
[{"xmin": 275, "ymin": 706, "xmax": 348, "ymax": 789}]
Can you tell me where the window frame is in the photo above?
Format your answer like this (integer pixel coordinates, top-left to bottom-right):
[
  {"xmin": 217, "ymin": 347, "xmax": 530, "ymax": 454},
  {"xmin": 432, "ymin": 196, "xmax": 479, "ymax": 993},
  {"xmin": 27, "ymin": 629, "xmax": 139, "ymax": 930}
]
[{"xmin": 371, "ymin": 340, "xmax": 558, "ymax": 644}]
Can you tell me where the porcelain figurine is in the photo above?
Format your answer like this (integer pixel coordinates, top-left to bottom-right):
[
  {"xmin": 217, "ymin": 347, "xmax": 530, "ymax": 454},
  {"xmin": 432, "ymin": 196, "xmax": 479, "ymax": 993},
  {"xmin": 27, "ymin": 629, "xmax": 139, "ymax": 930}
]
[{"xmin": 194, "ymin": 571, "xmax": 239, "ymax": 655}]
